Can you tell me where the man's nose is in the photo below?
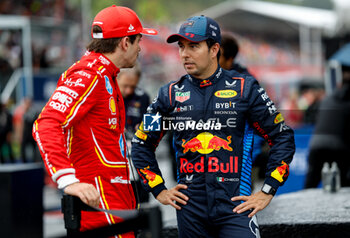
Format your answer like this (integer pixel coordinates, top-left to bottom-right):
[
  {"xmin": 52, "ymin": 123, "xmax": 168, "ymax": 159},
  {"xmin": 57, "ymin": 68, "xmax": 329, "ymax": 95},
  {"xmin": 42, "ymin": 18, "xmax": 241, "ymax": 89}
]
[{"xmin": 180, "ymin": 47, "xmax": 189, "ymax": 59}]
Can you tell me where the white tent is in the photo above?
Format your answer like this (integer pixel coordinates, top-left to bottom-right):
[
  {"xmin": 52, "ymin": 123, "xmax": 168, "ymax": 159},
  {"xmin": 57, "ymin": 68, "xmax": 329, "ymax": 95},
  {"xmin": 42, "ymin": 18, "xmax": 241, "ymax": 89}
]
[{"xmin": 194, "ymin": 0, "xmax": 345, "ymax": 70}]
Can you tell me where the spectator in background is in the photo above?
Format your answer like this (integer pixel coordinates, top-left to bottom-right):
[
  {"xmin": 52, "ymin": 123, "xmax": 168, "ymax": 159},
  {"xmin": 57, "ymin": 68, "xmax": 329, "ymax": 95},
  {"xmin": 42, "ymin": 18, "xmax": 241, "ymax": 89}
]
[
  {"xmin": 21, "ymin": 101, "xmax": 41, "ymax": 163},
  {"xmin": 0, "ymin": 102, "xmax": 13, "ymax": 163},
  {"xmin": 304, "ymin": 63, "xmax": 350, "ymax": 188},
  {"xmin": 117, "ymin": 64, "xmax": 151, "ymax": 203},
  {"xmin": 117, "ymin": 64, "xmax": 150, "ymax": 139},
  {"xmin": 12, "ymin": 98, "xmax": 32, "ymax": 161},
  {"xmin": 0, "ymin": 57, "xmax": 13, "ymax": 93},
  {"xmin": 219, "ymin": 32, "xmax": 250, "ymax": 74}
]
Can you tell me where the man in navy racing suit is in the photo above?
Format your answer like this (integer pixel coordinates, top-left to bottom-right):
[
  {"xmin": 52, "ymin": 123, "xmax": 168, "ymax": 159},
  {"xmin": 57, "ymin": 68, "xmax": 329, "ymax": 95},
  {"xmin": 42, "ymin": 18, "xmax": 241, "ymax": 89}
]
[{"xmin": 131, "ymin": 15, "xmax": 295, "ymax": 238}]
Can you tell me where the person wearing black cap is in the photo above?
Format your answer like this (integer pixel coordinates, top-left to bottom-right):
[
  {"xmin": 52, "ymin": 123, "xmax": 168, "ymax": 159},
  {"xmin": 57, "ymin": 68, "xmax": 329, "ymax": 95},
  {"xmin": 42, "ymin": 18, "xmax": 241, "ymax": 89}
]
[
  {"xmin": 131, "ymin": 15, "xmax": 295, "ymax": 237},
  {"xmin": 32, "ymin": 5, "xmax": 157, "ymax": 235}
]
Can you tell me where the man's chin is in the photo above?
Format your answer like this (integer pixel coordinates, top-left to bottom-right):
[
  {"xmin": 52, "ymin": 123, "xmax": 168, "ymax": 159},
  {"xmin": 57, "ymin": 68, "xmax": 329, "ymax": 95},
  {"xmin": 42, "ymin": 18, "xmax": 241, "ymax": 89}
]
[{"xmin": 184, "ymin": 67, "xmax": 196, "ymax": 75}]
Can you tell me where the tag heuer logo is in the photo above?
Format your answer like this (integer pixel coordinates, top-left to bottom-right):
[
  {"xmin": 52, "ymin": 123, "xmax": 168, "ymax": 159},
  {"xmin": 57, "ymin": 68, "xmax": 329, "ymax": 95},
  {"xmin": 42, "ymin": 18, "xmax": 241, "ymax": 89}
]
[{"xmin": 175, "ymin": 91, "xmax": 190, "ymax": 103}]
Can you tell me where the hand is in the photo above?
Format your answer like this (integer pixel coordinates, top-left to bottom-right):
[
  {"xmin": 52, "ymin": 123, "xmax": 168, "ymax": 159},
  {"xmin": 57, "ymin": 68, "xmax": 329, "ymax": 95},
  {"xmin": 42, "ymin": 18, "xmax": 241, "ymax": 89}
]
[
  {"xmin": 231, "ymin": 191, "xmax": 273, "ymax": 218},
  {"xmin": 156, "ymin": 184, "xmax": 189, "ymax": 210},
  {"xmin": 64, "ymin": 182, "xmax": 100, "ymax": 208}
]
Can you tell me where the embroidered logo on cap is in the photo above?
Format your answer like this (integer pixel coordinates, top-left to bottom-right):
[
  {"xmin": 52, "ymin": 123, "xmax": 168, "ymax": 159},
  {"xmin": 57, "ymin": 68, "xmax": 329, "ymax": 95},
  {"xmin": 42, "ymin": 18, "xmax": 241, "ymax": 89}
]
[{"xmin": 128, "ymin": 24, "xmax": 135, "ymax": 33}]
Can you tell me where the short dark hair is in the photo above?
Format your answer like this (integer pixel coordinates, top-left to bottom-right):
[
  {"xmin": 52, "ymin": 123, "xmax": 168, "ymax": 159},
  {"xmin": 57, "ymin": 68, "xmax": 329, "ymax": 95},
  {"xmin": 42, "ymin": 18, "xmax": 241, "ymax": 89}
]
[
  {"xmin": 206, "ymin": 38, "xmax": 221, "ymax": 60},
  {"xmin": 221, "ymin": 33, "xmax": 239, "ymax": 60},
  {"xmin": 86, "ymin": 26, "xmax": 138, "ymax": 53}
]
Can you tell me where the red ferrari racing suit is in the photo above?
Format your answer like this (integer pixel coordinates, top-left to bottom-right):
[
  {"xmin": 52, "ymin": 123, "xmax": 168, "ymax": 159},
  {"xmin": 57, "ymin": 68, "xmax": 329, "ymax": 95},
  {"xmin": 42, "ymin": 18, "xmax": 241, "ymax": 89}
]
[{"xmin": 33, "ymin": 51, "xmax": 135, "ymax": 235}]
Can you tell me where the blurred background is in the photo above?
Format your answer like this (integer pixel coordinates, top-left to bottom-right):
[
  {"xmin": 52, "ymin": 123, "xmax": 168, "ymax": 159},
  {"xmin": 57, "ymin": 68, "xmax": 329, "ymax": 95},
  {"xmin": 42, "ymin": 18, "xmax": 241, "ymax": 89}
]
[{"xmin": 1, "ymin": 0, "xmax": 350, "ymax": 237}]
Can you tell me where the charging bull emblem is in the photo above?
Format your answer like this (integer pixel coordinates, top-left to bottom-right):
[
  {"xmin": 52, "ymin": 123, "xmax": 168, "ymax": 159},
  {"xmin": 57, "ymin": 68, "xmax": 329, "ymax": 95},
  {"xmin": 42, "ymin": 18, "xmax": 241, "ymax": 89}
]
[
  {"xmin": 139, "ymin": 166, "xmax": 163, "ymax": 188},
  {"xmin": 182, "ymin": 132, "xmax": 233, "ymax": 154},
  {"xmin": 271, "ymin": 161, "xmax": 289, "ymax": 183}
]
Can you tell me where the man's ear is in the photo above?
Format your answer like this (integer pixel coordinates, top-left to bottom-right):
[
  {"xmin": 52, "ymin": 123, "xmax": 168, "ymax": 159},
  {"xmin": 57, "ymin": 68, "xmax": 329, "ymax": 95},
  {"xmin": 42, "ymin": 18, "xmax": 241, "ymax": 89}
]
[
  {"xmin": 211, "ymin": 42, "xmax": 220, "ymax": 58},
  {"xmin": 119, "ymin": 37, "xmax": 129, "ymax": 51}
]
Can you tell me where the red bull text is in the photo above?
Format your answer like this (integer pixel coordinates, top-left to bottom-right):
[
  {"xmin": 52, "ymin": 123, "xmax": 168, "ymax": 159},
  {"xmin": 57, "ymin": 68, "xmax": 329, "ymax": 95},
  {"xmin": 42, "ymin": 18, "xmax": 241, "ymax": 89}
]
[{"xmin": 180, "ymin": 156, "xmax": 238, "ymax": 174}]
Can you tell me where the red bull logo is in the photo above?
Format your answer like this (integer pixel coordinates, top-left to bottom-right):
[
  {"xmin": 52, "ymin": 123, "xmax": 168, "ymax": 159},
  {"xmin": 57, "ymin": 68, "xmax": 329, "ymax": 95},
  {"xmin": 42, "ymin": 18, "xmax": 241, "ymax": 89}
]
[
  {"xmin": 271, "ymin": 161, "xmax": 289, "ymax": 182},
  {"xmin": 182, "ymin": 138, "xmax": 203, "ymax": 153},
  {"xmin": 139, "ymin": 166, "xmax": 163, "ymax": 188},
  {"xmin": 180, "ymin": 156, "xmax": 238, "ymax": 174},
  {"xmin": 182, "ymin": 132, "xmax": 233, "ymax": 154}
]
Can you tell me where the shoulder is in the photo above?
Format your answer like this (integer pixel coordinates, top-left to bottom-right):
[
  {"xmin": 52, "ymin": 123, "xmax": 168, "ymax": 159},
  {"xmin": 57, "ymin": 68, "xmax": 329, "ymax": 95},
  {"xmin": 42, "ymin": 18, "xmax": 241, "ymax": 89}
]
[
  {"xmin": 160, "ymin": 75, "xmax": 187, "ymax": 94},
  {"xmin": 134, "ymin": 88, "xmax": 150, "ymax": 101},
  {"xmin": 225, "ymin": 69, "xmax": 258, "ymax": 86}
]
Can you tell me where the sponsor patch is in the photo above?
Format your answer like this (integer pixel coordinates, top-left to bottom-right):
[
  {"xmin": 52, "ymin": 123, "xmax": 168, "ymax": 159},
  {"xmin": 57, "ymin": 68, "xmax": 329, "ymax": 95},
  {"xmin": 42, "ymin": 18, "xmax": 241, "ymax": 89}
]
[
  {"xmin": 104, "ymin": 76, "xmax": 113, "ymax": 95},
  {"xmin": 64, "ymin": 78, "xmax": 85, "ymax": 87},
  {"xmin": 99, "ymin": 55, "xmax": 110, "ymax": 65},
  {"xmin": 225, "ymin": 80, "xmax": 237, "ymax": 88},
  {"xmin": 175, "ymin": 91, "xmax": 190, "ymax": 103},
  {"xmin": 214, "ymin": 90, "xmax": 237, "ymax": 98},
  {"xmin": 109, "ymin": 97, "xmax": 116, "ymax": 115},
  {"xmin": 271, "ymin": 161, "xmax": 289, "ymax": 182},
  {"xmin": 49, "ymin": 101, "xmax": 67, "ymax": 112},
  {"xmin": 136, "ymin": 130, "xmax": 147, "ymax": 141},
  {"xmin": 52, "ymin": 92, "xmax": 73, "ymax": 107},
  {"xmin": 57, "ymin": 86, "xmax": 78, "ymax": 99},
  {"xmin": 217, "ymin": 177, "xmax": 239, "ymax": 182},
  {"xmin": 127, "ymin": 24, "xmax": 136, "ymax": 33},
  {"xmin": 110, "ymin": 176, "xmax": 129, "ymax": 184},
  {"xmin": 274, "ymin": 113, "xmax": 284, "ymax": 124},
  {"xmin": 139, "ymin": 166, "xmax": 163, "ymax": 188}
]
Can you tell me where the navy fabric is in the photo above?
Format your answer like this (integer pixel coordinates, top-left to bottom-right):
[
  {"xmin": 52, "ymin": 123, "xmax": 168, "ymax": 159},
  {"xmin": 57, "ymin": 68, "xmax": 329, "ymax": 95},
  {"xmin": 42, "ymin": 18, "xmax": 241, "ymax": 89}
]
[
  {"xmin": 131, "ymin": 66, "xmax": 295, "ymax": 237},
  {"xmin": 167, "ymin": 15, "xmax": 221, "ymax": 44}
]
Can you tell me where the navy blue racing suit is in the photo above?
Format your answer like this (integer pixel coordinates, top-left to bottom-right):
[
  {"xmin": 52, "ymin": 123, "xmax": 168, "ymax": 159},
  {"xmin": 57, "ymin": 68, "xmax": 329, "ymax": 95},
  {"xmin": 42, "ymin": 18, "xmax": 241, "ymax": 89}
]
[{"xmin": 131, "ymin": 66, "xmax": 295, "ymax": 237}]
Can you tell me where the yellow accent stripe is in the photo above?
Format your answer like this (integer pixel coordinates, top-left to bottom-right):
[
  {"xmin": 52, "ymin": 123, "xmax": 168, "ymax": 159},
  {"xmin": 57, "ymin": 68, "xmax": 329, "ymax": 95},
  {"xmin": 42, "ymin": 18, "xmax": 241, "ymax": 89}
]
[
  {"xmin": 94, "ymin": 147, "xmax": 127, "ymax": 168},
  {"xmin": 53, "ymin": 167, "xmax": 56, "ymax": 173},
  {"xmin": 68, "ymin": 127, "xmax": 73, "ymax": 156},
  {"xmin": 62, "ymin": 75, "xmax": 98, "ymax": 126},
  {"xmin": 98, "ymin": 176, "xmax": 115, "ymax": 224},
  {"xmin": 98, "ymin": 66, "xmax": 104, "ymax": 70}
]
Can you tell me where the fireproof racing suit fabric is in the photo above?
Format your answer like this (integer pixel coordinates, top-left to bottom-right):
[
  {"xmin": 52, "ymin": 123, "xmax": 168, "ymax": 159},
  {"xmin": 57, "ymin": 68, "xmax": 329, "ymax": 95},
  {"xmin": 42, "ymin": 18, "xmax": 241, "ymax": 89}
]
[
  {"xmin": 32, "ymin": 51, "xmax": 135, "ymax": 235},
  {"xmin": 131, "ymin": 66, "xmax": 295, "ymax": 237}
]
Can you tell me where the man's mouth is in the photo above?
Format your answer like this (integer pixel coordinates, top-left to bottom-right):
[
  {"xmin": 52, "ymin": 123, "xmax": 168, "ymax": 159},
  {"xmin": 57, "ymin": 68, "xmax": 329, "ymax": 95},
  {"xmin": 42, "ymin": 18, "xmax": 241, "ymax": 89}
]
[{"xmin": 184, "ymin": 62, "xmax": 195, "ymax": 67}]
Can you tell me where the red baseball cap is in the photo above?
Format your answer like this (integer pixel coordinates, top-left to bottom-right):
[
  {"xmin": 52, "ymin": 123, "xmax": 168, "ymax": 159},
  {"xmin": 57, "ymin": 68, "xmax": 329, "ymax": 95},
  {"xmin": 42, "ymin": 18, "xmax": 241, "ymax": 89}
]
[{"xmin": 91, "ymin": 5, "xmax": 157, "ymax": 39}]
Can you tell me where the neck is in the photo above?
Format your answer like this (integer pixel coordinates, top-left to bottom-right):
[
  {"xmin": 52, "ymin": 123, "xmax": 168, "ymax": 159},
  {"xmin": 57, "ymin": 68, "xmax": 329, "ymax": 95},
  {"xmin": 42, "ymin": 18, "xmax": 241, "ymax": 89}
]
[
  {"xmin": 196, "ymin": 60, "xmax": 219, "ymax": 80},
  {"xmin": 102, "ymin": 52, "xmax": 120, "ymax": 68}
]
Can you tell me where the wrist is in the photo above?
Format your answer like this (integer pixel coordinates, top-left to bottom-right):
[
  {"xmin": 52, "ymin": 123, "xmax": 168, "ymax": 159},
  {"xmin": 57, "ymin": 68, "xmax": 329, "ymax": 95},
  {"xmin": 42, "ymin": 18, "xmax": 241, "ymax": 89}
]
[{"xmin": 261, "ymin": 183, "xmax": 276, "ymax": 196}]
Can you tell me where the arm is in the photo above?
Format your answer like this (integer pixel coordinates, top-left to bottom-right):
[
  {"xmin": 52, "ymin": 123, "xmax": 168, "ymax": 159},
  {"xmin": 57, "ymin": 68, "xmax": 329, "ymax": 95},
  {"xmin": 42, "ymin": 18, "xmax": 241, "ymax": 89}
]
[
  {"xmin": 232, "ymin": 76, "xmax": 295, "ymax": 216},
  {"xmin": 131, "ymin": 86, "xmax": 170, "ymax": 197},
  {"xmin": 32, "ymin": 67, "xmax": 100, "ymax": 206},
  {"xmin": 131, "ymin": 83, "xmax": 189, "ymax": 209}
]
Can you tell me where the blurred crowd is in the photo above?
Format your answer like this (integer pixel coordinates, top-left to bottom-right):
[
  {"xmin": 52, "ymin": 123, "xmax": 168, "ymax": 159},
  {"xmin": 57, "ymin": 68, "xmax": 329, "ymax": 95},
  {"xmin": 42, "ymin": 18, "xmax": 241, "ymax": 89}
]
[{"xmin": 0, "ymin": 0, "xmax": 80, "ymax": 21}]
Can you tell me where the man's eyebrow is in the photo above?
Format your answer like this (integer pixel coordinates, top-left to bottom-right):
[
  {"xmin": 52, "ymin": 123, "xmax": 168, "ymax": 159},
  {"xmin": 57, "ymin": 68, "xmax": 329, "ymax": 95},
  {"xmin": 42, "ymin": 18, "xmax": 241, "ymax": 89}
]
[{"xmin": 178, "ymin": 42, "xmax": 199, "ymax": 46}]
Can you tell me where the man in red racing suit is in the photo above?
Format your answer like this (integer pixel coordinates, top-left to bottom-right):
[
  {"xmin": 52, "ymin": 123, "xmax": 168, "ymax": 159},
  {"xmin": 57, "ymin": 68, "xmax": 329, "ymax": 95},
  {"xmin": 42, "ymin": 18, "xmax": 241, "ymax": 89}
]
[{"xmin": 32, "ymin": 5, "xmax": 157, "ymax": 236}]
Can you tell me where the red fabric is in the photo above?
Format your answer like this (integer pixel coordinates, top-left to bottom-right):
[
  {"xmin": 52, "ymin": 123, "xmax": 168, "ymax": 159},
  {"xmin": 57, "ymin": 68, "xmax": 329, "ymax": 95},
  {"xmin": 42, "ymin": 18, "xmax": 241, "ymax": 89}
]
[
  {"xmin": 92, "ymin": 5, "xmax": 157, "ymax": 38},
  {"xmin": 33, "ymin": 51, "xmax": 135, "ymax": 233}
]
